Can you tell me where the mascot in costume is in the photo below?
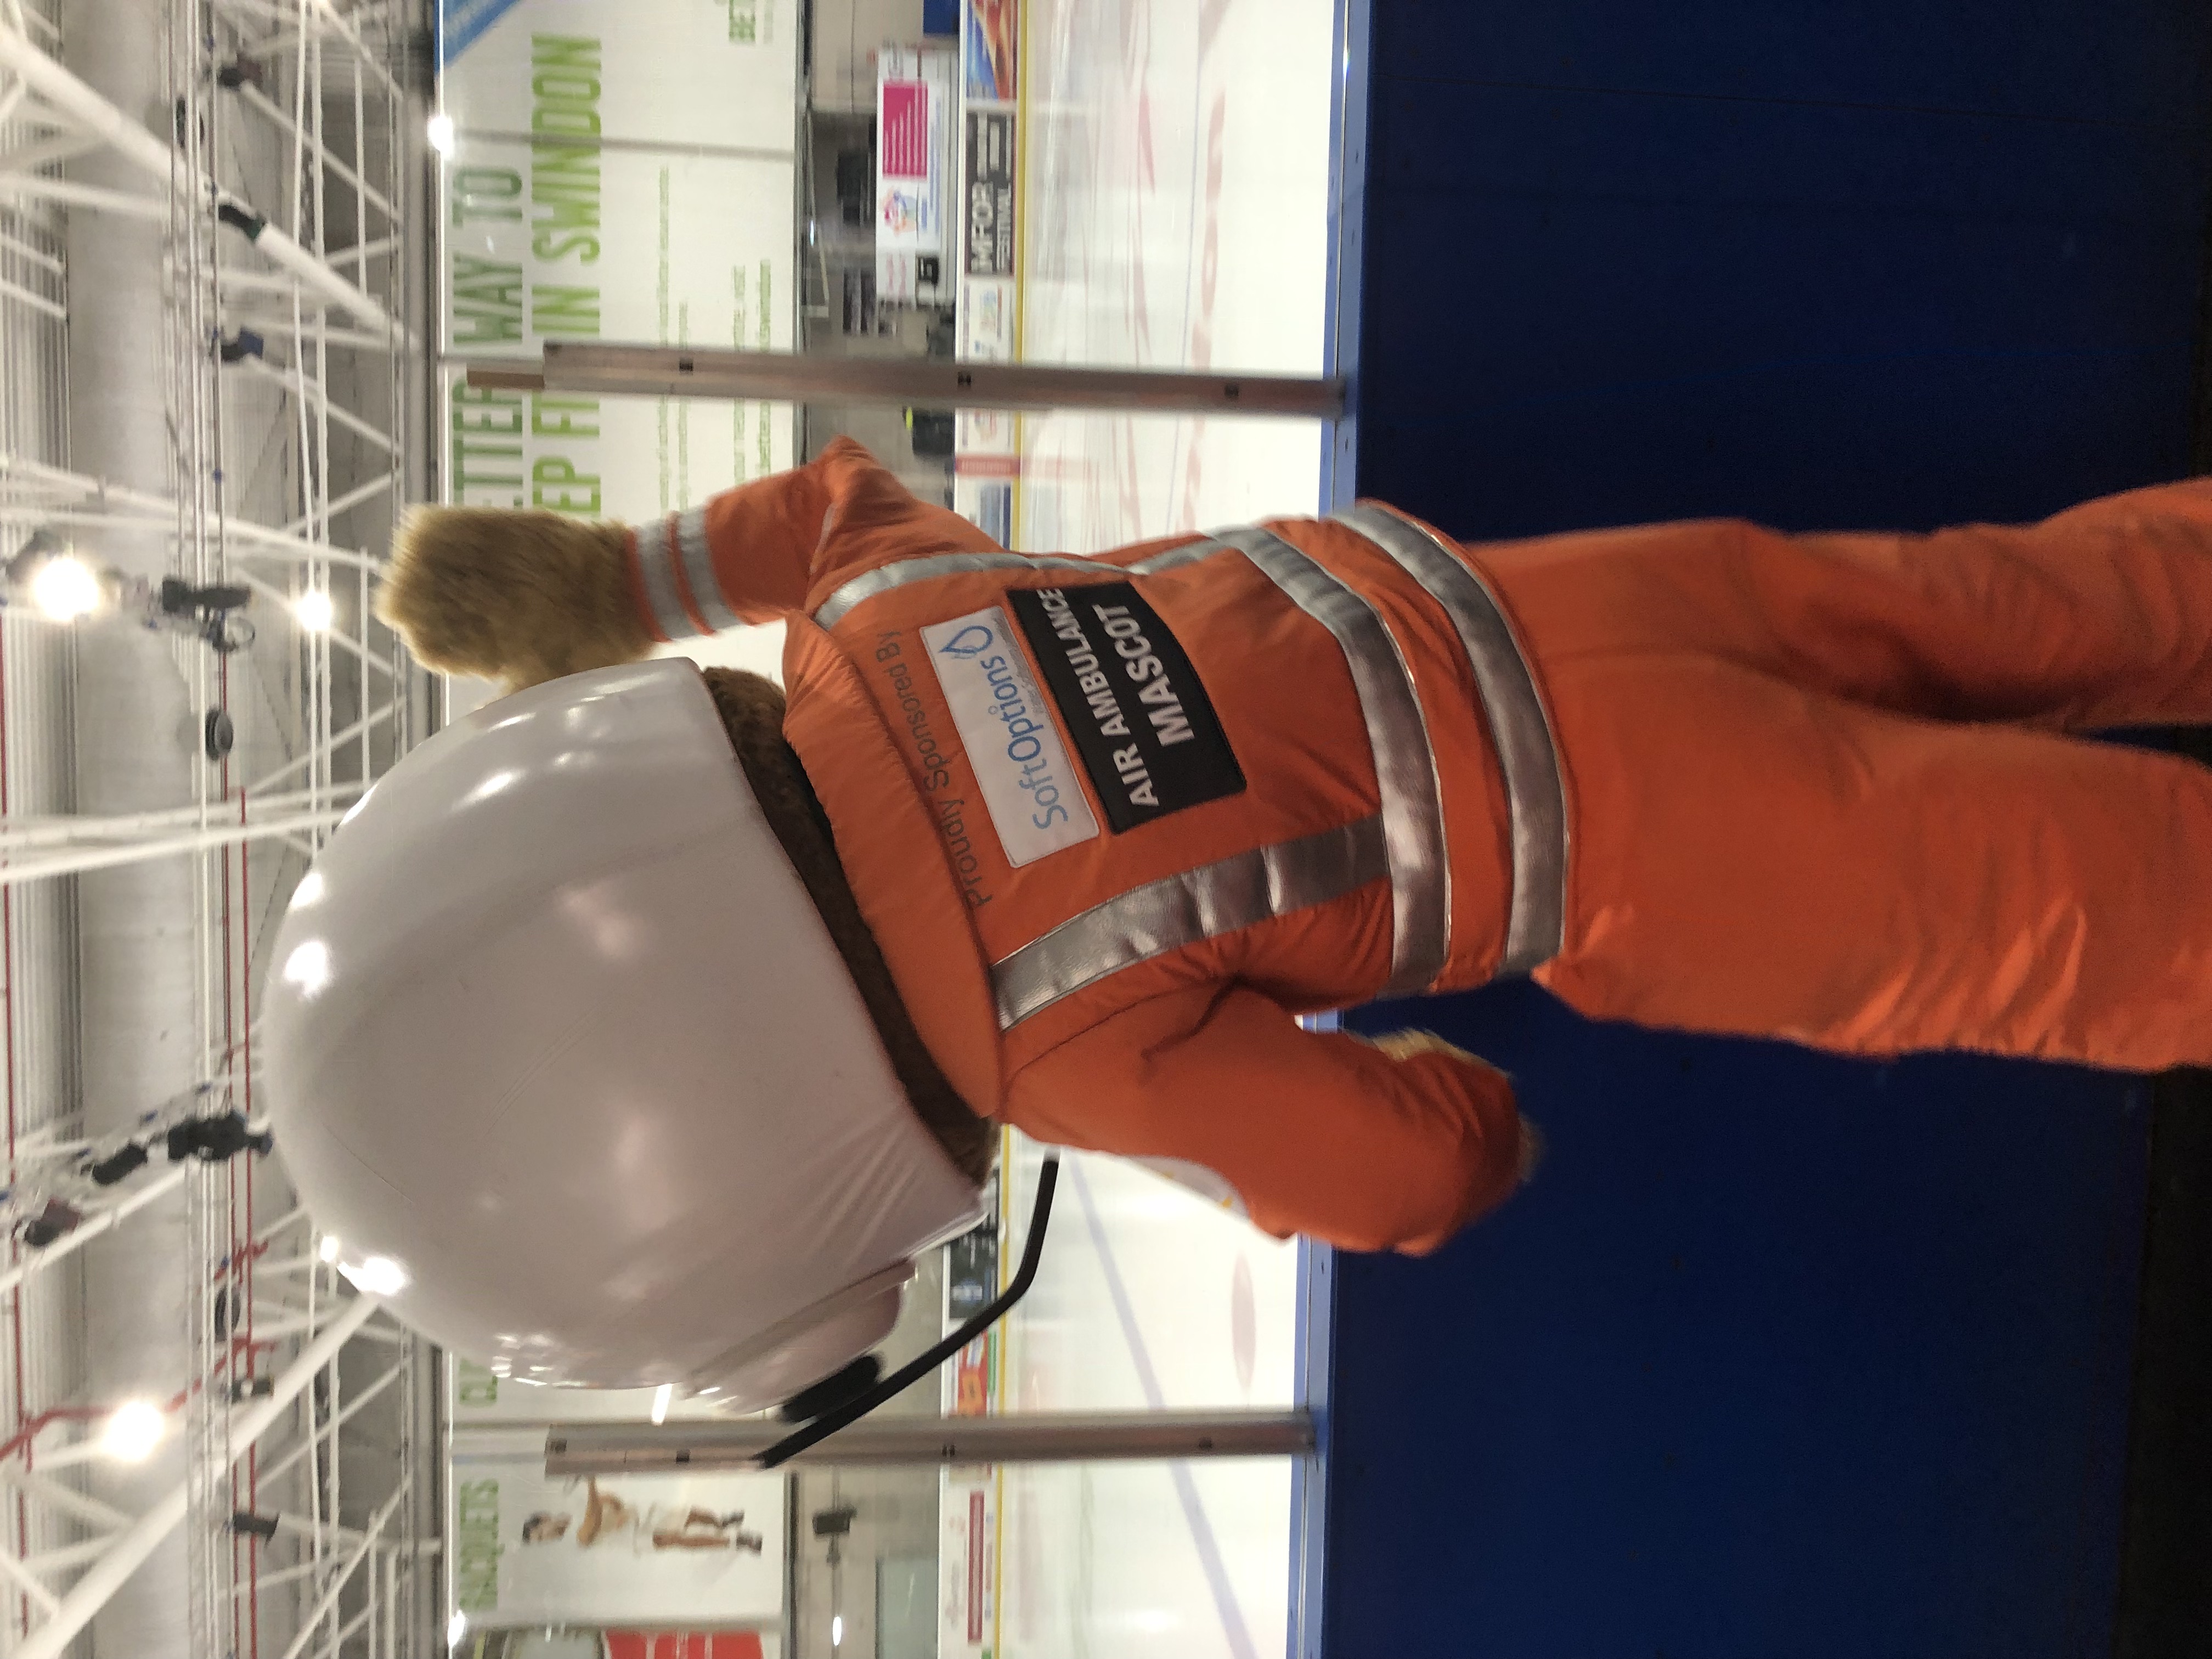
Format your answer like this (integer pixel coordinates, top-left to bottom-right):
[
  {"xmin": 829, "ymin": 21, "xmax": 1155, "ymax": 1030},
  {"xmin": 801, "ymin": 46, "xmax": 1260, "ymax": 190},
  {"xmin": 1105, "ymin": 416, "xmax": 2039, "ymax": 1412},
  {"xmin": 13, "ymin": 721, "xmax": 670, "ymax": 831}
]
[{"xmin": 261, "ymin": 436, "xmax": 2212, "ymax": 1414}]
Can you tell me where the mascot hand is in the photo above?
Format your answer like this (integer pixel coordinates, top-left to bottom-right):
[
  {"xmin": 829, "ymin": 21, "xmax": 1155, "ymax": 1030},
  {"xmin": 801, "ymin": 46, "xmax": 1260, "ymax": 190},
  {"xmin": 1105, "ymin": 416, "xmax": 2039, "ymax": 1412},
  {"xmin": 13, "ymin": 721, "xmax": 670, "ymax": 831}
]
[
  {"xmin": 377, "ymin": 506, "xmax": 653, "ymax": 694},
  {"xmin": 1370, "ymin": 1028, "xmax": 1543, "ymax": 1185}
]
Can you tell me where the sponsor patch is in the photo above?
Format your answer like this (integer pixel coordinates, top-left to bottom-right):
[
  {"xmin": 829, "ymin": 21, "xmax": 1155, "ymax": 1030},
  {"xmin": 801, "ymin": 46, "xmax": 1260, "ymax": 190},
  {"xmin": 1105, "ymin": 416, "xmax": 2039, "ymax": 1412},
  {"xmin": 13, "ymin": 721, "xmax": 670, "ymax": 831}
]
[
  {"xmin": 1008, "ymin": 582, "xmax": 1245, "ymax": 833},
  {"xmin": 921, "ymin": 608, "xmax": 1100, "ymax": 867}
]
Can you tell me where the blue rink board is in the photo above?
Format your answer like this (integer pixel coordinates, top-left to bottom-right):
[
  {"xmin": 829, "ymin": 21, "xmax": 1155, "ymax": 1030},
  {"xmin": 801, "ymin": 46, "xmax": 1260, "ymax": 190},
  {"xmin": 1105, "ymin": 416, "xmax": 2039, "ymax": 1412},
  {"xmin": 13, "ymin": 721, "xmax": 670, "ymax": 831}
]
[
  {"xmin": 1313, "ymin": 1, "xmax": 2212, "ymax": 1655},
  {"xmin": 1330, "ymin": 989, "xmax": 2153, "ymax": 1659}
]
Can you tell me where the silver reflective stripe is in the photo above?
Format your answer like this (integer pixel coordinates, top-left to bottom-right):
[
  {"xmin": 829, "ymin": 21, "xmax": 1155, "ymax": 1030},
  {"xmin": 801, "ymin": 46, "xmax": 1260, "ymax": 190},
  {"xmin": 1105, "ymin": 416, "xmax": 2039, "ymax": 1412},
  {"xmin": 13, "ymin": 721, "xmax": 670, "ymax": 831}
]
[
  {"xmin": 672, "ymin": 506, "xmax": 741, "ymax": 631},
  {"xmin": 815, "ymin": 552, "xmax": 1103, "ymax": 628},
  {"xmin": 811, "ymin": 540, "xmax": 1227, "ymax": 628},
  {"xmin": 633, "ymin": 519, "xmax": 698, "ymax": 640},
  {"xmin": 1128, "ymin": 540, "xmax": 1223, "ymax": 578},
  {"xmin": 1212, "ymin": 526, "xmax": 1451, "ymax": 996},
  {"xmin": 1338, "ymin": 504, "xmax": 1567, "ymax": 974},
  {"xmin": 991, "ymin": 818, "xmax": 1389, "ymax": 1029}
]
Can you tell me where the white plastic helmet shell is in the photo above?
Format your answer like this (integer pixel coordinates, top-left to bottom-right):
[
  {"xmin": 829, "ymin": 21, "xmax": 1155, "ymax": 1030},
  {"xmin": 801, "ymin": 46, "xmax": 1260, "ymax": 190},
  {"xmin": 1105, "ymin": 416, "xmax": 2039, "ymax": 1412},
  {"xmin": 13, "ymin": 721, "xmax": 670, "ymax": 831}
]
[{"xmin": 260, "ymin": 659, "xmax": 985, "ymax": 1411}]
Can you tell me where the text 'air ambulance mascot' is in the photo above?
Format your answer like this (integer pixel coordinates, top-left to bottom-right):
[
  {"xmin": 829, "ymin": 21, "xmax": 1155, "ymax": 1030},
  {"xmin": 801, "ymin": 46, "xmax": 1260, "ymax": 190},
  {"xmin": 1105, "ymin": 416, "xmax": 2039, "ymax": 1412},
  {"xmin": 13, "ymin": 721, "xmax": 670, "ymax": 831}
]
[{"xmin": 263, "ymin": 437, "xmax": 2212, "ymax": 1409}]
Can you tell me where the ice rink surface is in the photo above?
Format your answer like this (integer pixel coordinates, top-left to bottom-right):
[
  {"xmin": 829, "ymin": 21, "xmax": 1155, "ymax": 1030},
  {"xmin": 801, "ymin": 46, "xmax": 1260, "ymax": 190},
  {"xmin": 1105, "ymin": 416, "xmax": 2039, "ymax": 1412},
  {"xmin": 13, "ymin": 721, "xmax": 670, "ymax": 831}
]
[
  {"xmin": 994, "ymin": 1143, "xmax": 1300, "ymax": 1659},
  {"xmin": 1013, "ymin": 0, "xmax": 1338, "ymax": 555},
  {"xmin": 984, "ymin": 4, "xmax": 1340, "ymax": 1656}
]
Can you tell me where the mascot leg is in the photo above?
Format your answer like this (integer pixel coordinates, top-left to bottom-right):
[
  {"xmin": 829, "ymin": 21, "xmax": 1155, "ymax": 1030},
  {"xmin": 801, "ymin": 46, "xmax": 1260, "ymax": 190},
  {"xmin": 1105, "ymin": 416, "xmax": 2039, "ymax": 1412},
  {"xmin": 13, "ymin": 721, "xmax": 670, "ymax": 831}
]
[{"xmin": 1486, "ymin": 481, "xmax": 2212, "ymax": 1071}]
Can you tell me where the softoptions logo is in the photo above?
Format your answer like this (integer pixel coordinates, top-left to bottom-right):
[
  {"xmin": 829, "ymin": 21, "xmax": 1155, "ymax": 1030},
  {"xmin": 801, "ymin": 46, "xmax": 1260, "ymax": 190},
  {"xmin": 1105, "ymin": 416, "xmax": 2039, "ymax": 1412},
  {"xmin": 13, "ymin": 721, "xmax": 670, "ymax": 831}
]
[
  {"xmin": 922, "ymin": 608, "xmax": 1099, "ymax": 868},
  {"xmin": 937, "ymin": 623, "xmax": 994, "ymax": 659}
]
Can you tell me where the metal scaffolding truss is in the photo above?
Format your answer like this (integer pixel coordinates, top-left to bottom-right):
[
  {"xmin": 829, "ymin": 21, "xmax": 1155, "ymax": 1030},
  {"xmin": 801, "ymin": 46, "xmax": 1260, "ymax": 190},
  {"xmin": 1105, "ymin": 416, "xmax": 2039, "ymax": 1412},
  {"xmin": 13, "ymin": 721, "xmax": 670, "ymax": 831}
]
[
  {"xmin": 0, "ymin": 8, "xmax": 409, "ymax": 342},
  {"xmin": 0, "ymin": 1, "xmax": 437, "ymax": 1656}
]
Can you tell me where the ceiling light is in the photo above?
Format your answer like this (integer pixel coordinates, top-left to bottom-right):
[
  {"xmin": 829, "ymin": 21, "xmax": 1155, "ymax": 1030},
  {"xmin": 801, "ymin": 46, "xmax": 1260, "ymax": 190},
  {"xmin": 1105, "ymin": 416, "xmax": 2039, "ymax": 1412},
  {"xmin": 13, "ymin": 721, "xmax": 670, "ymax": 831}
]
[
  {"xmin": 427, "ymin": 114, "xmax": 456, "ymax": 156},
  {"xmin": 100, "ymin": 1400, "xmax": 167, "ymax": 1463},
  {"xmin": 29, "ymin": 554, "xmax": 103, "ymax": 622},
  {"xmin": 294, "ymin": 588, "xmax": 335, "ymax": 633}
]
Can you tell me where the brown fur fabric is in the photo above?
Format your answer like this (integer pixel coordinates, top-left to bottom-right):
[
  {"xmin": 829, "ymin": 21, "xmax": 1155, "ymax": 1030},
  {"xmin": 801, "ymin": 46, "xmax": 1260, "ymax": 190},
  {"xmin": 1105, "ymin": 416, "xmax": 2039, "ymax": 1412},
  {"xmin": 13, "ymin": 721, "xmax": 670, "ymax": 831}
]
[
  {"xmin": 1368, "ymin": 1029, "xmax": 1479, "ymax": 1065},
  {"xmin": 703, "ymin": 667, "xmax": 996, "ymax": 1187},
  {"xmin": 378, "ymin": 506, "xmax": 653, "ymax": 693}
]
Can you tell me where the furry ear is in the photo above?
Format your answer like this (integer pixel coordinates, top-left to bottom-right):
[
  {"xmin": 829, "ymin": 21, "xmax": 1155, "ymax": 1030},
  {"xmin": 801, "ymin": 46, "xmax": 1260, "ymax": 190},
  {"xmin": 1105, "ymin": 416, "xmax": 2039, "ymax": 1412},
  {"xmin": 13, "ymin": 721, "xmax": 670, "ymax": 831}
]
[
  {"xmin": 1368, "ymin": 1029, "xmax": 1482, "ymax": 1065},
  {"xmin": 378, "ymin": 506, "xmax": 653, "ymax": 692}
]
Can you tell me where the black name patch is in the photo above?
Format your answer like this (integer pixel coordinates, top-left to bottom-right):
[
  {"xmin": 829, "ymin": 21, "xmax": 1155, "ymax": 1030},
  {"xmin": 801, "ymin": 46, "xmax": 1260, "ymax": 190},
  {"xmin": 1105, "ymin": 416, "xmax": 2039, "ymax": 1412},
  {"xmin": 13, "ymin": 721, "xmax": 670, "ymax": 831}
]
[{"xmin": 1008, "ymin": 582, "xmax": 1245, "ymax": 833}]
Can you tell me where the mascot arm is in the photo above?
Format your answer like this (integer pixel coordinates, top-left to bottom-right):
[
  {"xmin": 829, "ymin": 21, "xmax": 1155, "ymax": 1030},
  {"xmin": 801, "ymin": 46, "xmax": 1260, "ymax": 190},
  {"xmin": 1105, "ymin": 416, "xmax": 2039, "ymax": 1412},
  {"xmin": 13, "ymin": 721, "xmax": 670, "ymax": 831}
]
[
  {"xmin": 696, "ymin": 436, "xmax": 1007, "ymax": 621},
  {"xmin": 1004, "ymin": 983, "xmax": 1529, "ymax": 1255},
  {"xmin": 377, "ymin": 438, "xmax": 1005, "ymax": 690}
]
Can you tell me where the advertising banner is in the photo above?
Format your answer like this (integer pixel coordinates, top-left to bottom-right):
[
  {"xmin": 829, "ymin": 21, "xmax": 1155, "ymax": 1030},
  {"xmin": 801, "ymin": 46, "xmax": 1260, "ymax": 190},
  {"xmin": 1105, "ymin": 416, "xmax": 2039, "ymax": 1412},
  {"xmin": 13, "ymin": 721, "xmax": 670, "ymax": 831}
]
[
  {"xmin": 452, "ymin": 1457, "xmax": 787, "ymax": 1629},
  {"xmin": 957, "ymin": 277, "xmax": 1016, "ymax": 363},
  {"xmin": 442, "ymin": 137, "xmax": 796, "ymax": 523},
  {"xmin": 937, "ymin": 1185, "xmax": 1004, "ymax": 1658},
  {"xmin": 602, "ymin": 1637, "xmax": 775, "ymax": 1659},
  {"xmin": 936, "ymin": 1480, "xmax": 997, "ymax": 1659},
  {"xmin": 441, "ymin": 0, "xmax": 797, "ymax": 148},
  {"xmin": 438, "ymin": 15, "xmax": 798, "ymax": 524},
  {"xmin": 876, "ymin": 48, "xmax": 954, "ymax": 306},
  {"xmin": 953, "ymin": 0, "xmax": 1022, "ymax": 547},
  {"xmin": 961, "ymin": 0, "xmax": 1017, "ymax": 103},
  {"xmin": 951, "ymin": 474, "xmax": 1013, "ymax": 546},
  {"xmin": 473, "ymin": 1633, "xmax": 778, "ymax": 1659},
  {"xmin": 942, "ymin": 1203, "xmax": 1000, "ymax": 1417},
  {"xmin": 956, "ymin": 408, "xmax": 1017, "ymax": 456},
  {"xmin": 952, "ymin": 409, "xmax": 1017, "ymax": 543},
  {"xmin": 962, "ymin": 111, "xmax": 1015, "ymax": 280}
]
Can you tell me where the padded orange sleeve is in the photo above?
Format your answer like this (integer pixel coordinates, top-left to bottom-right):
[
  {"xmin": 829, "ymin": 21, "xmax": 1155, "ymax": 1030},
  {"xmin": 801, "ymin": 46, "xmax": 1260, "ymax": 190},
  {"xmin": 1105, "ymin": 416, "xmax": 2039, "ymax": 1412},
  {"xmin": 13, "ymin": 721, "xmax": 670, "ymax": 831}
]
[
  {"xmin": 1003, "ymin": 983, "xmax": 1526, "ymax": 1254},
  {"xmin": 699, "ymin": 437, "xmax": 1005, "ymax": 622}
]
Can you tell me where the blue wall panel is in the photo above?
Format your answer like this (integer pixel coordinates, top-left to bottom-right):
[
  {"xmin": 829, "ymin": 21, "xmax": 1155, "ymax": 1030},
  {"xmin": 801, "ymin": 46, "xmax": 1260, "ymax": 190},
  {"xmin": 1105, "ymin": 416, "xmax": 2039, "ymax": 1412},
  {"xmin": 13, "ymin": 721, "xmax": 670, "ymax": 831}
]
[
  {"xmin": 1326, "ymin": 1, "xmax": 2211, "ymax": 1654},
  {"xmin": 1331, "ymin": 991, "xmax": 2151, "ymax": 1658},
  {"xmin": 1355, "ymin": 5, "xmax": 2209, "ymax": 539}
]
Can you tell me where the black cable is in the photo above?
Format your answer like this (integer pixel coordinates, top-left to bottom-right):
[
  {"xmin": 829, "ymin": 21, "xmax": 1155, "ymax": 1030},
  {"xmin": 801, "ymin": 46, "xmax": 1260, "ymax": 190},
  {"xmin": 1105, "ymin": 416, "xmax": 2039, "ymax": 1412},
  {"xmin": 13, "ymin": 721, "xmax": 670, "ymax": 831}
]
[{"xmin": 755, "ymin": 1154, "xmax": 1059, "ymax": 1470}]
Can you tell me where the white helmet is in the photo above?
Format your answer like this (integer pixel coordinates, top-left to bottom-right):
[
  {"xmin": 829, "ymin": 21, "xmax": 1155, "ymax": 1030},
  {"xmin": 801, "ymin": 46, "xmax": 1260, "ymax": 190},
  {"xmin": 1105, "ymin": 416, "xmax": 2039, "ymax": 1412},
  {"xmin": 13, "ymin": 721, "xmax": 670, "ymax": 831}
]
[{"xmin": 260, "ymin": 659, "xmax": 985, "ymax": 1412}]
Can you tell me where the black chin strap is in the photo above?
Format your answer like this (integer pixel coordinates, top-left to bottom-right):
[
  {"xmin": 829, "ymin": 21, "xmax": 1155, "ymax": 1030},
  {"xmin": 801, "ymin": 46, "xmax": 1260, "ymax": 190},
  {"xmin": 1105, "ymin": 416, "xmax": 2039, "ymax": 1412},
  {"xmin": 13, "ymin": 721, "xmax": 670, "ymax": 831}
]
[{"xmin": 755, "ymin": 1154, "xmax": 1060, "ymax": 1470}]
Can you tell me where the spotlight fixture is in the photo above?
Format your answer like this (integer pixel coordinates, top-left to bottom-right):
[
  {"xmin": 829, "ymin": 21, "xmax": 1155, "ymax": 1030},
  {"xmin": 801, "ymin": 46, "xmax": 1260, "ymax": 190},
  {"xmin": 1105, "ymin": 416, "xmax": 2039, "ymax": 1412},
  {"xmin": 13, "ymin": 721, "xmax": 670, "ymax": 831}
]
[
  {"xmin": 3, "ymin": 532, "xmax": 257, "ymax": 652},
  {"xmin": 156, "ymin": 577, "xmax": 257, "ymax": 653}
]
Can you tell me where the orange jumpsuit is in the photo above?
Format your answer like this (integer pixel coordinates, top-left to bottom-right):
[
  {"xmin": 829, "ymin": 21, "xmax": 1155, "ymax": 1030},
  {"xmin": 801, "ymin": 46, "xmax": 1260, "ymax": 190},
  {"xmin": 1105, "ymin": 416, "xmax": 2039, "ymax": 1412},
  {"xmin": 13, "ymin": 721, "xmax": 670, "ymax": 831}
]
[{"xmin": 624, "ymin": 439, "xmax": 2212, "ymax": 1253}]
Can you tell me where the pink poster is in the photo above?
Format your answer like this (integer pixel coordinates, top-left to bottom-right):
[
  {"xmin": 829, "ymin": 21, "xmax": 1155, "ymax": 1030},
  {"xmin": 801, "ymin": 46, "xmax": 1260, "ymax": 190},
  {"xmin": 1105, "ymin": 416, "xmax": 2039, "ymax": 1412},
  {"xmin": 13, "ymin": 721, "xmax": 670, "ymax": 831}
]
[
  {"xmin": 880, "ymin": 81, "xmax": 930, "ymax": 179},
  {"xmin": 603, "ymin": 1635, "xmax": 765, "ymax": 1659}
]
